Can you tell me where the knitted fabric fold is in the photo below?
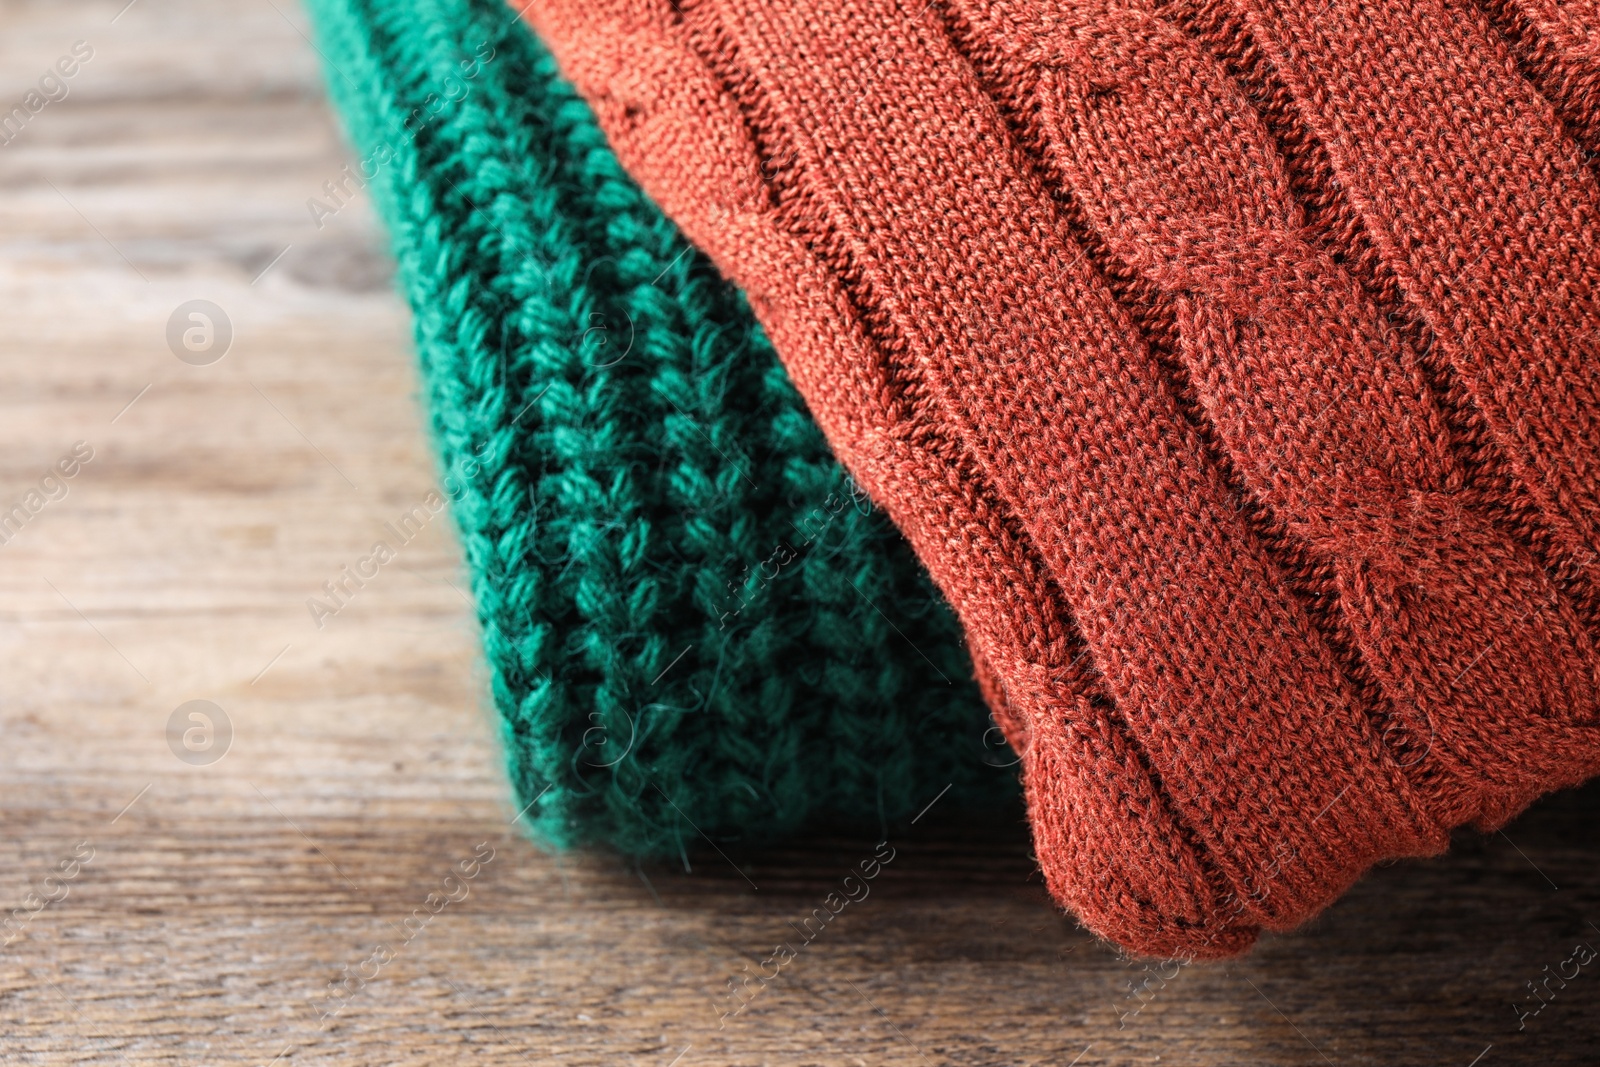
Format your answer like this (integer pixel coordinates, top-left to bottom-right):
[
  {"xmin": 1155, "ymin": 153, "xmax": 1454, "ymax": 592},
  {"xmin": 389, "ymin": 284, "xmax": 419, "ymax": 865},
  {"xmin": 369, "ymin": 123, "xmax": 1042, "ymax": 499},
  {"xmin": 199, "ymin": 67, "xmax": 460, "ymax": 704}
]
[
  {"xmin": 518, "ymin": 0, "xmax": 1600, "ymax": 956},
  {"xmin": 303, "ymin": 0, "xmax": 1017, "ymax": 860}
]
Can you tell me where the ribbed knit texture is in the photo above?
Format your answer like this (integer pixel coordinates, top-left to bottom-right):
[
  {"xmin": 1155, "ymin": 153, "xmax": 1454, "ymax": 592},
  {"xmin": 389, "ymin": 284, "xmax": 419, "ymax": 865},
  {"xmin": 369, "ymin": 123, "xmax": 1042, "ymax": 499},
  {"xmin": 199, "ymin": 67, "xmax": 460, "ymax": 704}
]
[
  {"xmin": 303, "ymin": 0, "xmax": 1017, "ymax": 859},
  {"xmin": 520, "ymin": 0, "xmax": 1600, "ymax": 957}
]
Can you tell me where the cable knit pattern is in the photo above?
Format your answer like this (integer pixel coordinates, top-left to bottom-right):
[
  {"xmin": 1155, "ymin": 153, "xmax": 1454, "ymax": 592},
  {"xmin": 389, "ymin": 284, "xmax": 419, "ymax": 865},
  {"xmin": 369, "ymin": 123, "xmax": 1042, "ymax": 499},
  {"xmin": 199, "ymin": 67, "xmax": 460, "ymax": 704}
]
[
  {"xmin": 303, "ymin": 0, "xmax": 1018, "ymax": 862},
  {"xmin": 959, "ymin": 0, "xmax": 1600, "ymax": 832},
  {"xmin": 518, "ymin": 0, "xmax": 1600, "ymax": 955}
]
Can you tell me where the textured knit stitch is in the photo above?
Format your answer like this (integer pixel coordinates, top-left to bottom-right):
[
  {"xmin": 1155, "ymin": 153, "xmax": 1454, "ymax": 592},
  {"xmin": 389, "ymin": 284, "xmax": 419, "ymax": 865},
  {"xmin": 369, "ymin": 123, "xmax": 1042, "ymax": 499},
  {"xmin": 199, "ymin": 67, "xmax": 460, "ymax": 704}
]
[
  {"xmin": 519, "ymin": 0, "xmax": 1600, "ymax": 957},
  {"xmin": 303, "ymin": 0, "xmax": 1017, "ymax": 859}
]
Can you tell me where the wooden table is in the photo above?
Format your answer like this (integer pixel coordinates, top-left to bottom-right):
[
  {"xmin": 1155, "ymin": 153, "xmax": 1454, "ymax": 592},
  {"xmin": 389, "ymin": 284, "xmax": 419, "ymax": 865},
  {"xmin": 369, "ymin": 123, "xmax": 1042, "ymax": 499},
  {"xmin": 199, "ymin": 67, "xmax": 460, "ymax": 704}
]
[{"xmin": 1, "ymin": 1, "xmax": 1597, "ymax": 1063}]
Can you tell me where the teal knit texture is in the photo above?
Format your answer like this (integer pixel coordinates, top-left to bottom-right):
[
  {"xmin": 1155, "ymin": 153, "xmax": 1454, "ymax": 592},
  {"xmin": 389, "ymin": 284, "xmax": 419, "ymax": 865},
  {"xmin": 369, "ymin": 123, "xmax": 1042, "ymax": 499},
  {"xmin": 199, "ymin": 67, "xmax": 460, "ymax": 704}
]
[{"xmin": 304, "ymin": 0, "xmax": 1018, "ymax": 856}]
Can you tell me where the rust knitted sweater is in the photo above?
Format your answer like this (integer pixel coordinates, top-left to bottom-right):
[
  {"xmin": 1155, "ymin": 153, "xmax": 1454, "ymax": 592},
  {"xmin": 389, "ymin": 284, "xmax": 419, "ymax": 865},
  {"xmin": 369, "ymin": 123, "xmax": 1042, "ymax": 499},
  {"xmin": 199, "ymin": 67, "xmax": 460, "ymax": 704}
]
[{"xmin": 517, "ymin": 0, "xmax": 1600, "ymax": 957}]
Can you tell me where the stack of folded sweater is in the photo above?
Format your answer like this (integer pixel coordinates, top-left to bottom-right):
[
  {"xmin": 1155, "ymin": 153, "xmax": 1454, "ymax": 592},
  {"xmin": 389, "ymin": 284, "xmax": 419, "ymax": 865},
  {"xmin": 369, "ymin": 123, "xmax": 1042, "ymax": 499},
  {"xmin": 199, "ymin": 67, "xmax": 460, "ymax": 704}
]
[{"xmin": 309, "ymin": 0, "xmax": 1600, "ymax": 957}]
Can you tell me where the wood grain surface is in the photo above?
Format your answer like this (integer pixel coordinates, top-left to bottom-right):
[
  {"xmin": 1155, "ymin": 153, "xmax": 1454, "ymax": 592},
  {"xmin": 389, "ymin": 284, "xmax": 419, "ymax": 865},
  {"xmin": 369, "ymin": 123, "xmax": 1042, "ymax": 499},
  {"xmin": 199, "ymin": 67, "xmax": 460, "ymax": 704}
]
[{"xmin": 1, "ymin": 1, "xmax": 1598, "ymax": 1063}]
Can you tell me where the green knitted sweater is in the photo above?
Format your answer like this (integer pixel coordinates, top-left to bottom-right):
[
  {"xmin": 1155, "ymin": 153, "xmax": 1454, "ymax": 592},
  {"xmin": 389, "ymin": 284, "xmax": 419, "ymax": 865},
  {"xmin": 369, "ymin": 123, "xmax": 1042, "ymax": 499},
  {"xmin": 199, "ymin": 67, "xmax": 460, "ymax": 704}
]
[{"xmin": 304, "ymin": 0, "xmax": 1017, "ymax": 857}]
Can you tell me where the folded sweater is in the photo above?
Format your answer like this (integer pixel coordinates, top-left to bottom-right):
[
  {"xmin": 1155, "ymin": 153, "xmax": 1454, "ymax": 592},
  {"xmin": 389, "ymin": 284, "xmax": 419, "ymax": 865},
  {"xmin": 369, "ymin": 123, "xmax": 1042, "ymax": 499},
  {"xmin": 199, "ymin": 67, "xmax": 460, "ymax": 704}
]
[
  {"xmin": 517, "ymin": 0, "xmax": 1600, "ymax": 956},
  {"xmin": 305, "ymin": 0, "xmax": 1018, "ymax": 861}
]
